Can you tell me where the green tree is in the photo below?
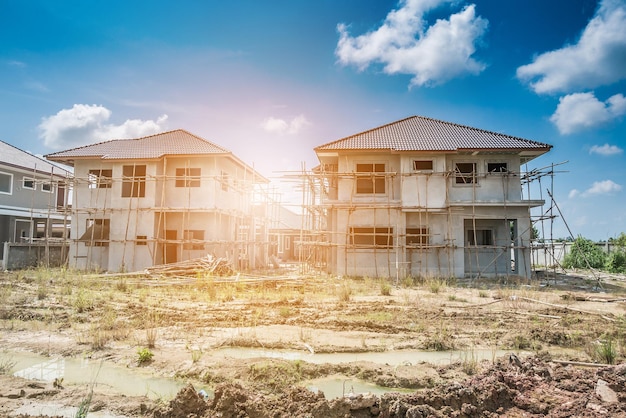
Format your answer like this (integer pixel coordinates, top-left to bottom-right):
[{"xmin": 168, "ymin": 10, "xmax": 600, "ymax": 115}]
[
  {"xmin": 605, "ymin": 232, "xmax": 626, "ymax": 273},
  {"xmin": 563, "ymin": 236, "xmax": 606, "ymax": 269}
]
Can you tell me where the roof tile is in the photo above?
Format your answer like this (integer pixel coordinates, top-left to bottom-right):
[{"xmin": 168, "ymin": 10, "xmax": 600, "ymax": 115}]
[
  {"xmin": 45, "ymin": 129, "xmax": 230, "ymax": 161},
  {"xmin": 315, "ymin": 116, "xmax": 552, "ymax": 152}
]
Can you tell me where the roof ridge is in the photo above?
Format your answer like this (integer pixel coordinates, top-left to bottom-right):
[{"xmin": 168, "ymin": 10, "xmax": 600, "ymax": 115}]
[
  {"xmin": 315, "ymin": 115, "xmax": 552, "ymax": 151},
  {"xmin": 414, "ymin": 115, "xmax": 547, "ymax": 146},
  {"xmin": 45, "ymin": 129, "xmax": 233, "ymax": 158},
  {"xmin": 314, "ymin": 116, "xmax": 416, "ymax": 150}
]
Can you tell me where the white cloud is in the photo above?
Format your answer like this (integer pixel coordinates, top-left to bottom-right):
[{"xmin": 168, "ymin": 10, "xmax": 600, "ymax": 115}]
[
  {"xmin": 568, "ymin": 189, "xmax": 580, "ymax": 199},
  {"xmin": 7, "ymin": 60, "xmax": 27, "ymax": 68},
  {"xmin": 589, "ymin": 143, "xmax": 624, "ymax": 155},
  {"xmin": 516, "ymin": 0, "xmax": 626, "ymax": 94},
  {"xmin": 39, "ymin": 104, "xmax": 168, "ymax": 150},
  {"xmin": 571, "ymin": 179, "xmax": 623, "ymax": 198},
  {"xmin": 261, "ymin": 114, "xmax": 310, "ymax": 135},
  {"xmin": 549, "ymin": 92, "xmax": 626, "ymax": 134},
  {"xmin": 335, "ymin": 0, "xmax": 488, "ymax": 87}
]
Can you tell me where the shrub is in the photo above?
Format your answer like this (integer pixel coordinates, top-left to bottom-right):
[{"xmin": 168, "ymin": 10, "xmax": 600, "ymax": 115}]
[
  {"xmin": 137, "ymin": 347, "xmax": 154, "ymax": 364},
  {"xmin": 379, "ymin": 280, "xmax": 392, "ymax": 296},
  {"xmin": 605, "ymin": 250, "xmax": 626, "ymax": 273},
  {"xmin": 594, "ymin": 338, "xmax": 617, "ymax": 365},
  {"xmin": 563, "ymin": 237, "xmax": 606, "ymax": 269}
]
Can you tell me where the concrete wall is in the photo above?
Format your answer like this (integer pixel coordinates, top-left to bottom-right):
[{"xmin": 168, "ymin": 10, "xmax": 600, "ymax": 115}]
[
  {"xmin": 0, "ymin": 165, "xmax": 63, "ymax": 211},
  {"xmin": 320, "ymin": 151, "xmax": 536, "ymax": 279},
  {"xmin": 68, "ymin": 156, "xmax": 267, "ymax": 272},
  {"xmin": 2, "ymin": 242, "xmax": 68, "ymax": 270},
  {"xmin": 531, "ymin": 242, "xmax": 621, "ymax": 267}
]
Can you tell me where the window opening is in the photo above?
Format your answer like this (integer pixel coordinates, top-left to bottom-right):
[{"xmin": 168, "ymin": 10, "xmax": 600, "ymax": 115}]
[
  {"xmin": 455, "ymin": 163, "xmax": 477, "ymax": 184},
  {"xmin": 349, "ymin": 227, "xmax": 393, "ymax": 248},
  {"xmin": 89, "ymin": 169, "xmax": 112, "ymax": 188},
  {"xmin": 356, "ymin": 163, "xmax": 385, "ymax": 194},
  {"xmin": 80, "ymin": 219, "xmax": 110, "ymax": 246},
  {"xmin": 406, "ymin": 227, "xmax": 430, "ymax": 246},
  {"xmin": 122, "ymin": 165, "xmax": 146, "ymax": 197},
  {"xmin": 468, "ymin": 229, "xmax": 493, "ymax": 246},
  {"xmin": 487, "ymin": 162, "xmax": 508, "ymax": 173},
  {"xmin": 23, "ymin": 177, "xmax": 35, "ymax": 190},
  {"xmin": 175, "ymin": 168, "xmax": 201, "ymax": 187},
  {"xmin": 220, "ymin": 171, "xmax": 230, "ymax": 191},
  {"xmin": 413, "ymin": 160, "xmax": 433, "ymax": 171},
  {"xmin": 183, "ymin": 230, "xmax": 205, "ymax": 250},
  {"xmin": 136, "ymin": 235, "xmax": 147, "ymax": 246},
  {"xmin": 0, "ymin": 172, "xmax": 12, "ymax": 194}
]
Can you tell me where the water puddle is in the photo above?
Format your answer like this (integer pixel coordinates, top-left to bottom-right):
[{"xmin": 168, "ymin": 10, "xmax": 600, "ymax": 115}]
[
  {"xmin": 215, "ymin": 347, "xmax": 510, "ymax": 366},
  {"xmin": 9, "ymin": 351, "xmax": 185, "ymax": 400}
]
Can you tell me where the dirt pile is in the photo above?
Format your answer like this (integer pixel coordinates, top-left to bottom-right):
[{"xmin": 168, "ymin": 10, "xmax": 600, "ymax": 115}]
[{"xmin": 161, "ymin": 356, "xmax": 626, "ymax": 418}]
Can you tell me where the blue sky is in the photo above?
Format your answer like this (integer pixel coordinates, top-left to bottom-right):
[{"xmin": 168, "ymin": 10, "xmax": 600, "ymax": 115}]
[{"xmin": 1, "ymin": 0, "xmax": 625, "ymax": 241}]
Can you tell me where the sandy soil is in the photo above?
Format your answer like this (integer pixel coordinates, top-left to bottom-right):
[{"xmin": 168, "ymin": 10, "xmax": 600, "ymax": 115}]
[{"xmin": 0, "ymin": 267, "xmax": 625, "ymax": 417}]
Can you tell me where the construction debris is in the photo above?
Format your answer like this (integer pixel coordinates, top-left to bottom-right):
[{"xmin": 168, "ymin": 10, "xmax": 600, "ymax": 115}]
[{"xmin": 144, "ymin": 254, "xmax": 234, "ymax": 277}]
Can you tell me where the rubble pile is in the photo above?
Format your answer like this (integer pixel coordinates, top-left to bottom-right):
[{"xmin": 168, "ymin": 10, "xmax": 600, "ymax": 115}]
[{"xmin": 158, "ymin": 356, "xmax": 626, "ymax": 417}]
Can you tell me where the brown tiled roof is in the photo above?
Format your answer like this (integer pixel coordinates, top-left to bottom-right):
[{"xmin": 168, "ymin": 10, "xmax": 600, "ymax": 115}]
[
  {"xmin": 315, "ymin": 116, "xmax": 552, "ymax": 152},
  {"xmin": 45, "ymin": 129, "xmax": 231, "ymax": 161}
]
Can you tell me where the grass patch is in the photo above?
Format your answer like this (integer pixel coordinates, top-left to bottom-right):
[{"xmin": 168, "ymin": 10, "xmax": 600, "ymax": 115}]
[
  {"xmin": 379, "ymin": 280, "xmax": 392, "ymax": 296},
  {"xmin": 137, "ymin": 347, "xmax": 154, "ymax": 364},
  {"xmin": 0, "ymin": 353, "xmax": 16, "ymax": 375},
  {"xmin": 337, "ymin": 283, "xmax": 352, "ymax": 302}
]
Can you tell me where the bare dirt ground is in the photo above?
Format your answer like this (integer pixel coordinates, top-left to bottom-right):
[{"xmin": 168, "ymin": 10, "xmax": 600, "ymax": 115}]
[{"xmin": 0, "ymin": 267, "xmax": 625, "ymax": 417}]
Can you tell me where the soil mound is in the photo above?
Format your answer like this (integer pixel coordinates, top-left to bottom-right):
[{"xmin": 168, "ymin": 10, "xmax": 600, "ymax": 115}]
[{"xmin": 171, "ymin": 356, "xmax": 626, "ymax": 418}]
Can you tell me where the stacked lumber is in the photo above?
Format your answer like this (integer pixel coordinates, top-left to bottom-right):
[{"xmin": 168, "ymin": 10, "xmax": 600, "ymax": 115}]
[{"xmin": 145, "ymin": 254, "xmax": 233, "ymax": 277}]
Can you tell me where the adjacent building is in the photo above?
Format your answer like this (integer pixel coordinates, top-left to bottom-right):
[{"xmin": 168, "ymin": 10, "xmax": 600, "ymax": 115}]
[
  {"xmin": 0, "ymin": 140, "xmax": 71, "ymax": 245},
  {"xmin": 46, "ymin": 130, "xmax": 271, "ymax": 272},
  {"xmin": 312, "ymin": 116, "xmax": 552, "ymax": 279}
]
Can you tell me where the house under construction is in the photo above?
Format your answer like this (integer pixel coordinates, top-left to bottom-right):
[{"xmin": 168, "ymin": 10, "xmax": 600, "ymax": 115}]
[
  {"xmin": 294, "ymin": 116, "xmax": 553, "ymax": 280},
  {"xmin": 46, "ymin": 130, "xmax": 277, "ymax": 272}
]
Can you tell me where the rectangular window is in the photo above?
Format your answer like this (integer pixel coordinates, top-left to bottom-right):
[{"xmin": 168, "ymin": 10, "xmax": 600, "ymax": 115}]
[
  {"xmin": 175, "ymin": 168, "xmax": 201, "ymax": 187},
  {"xmin": 183, "ymin": 230, "xmax": 205, "ymax": 250},
  {"xmin": 356, "ymin": 163, "xmax": 386, "ymax": 194},
  {"xmin": 122, "ymin": 165, "xmax": 146, "ymax": 197},
  {"xmin": 35, "ymin": 221, "xmax": 46, "ymax": 239},
  {"xmin": 89, "ymin": 169, "xmax": 113, "ymax": 189},
  {"xmin": 468, "ymin": 229, "xmax": 493, "ymax": 246},
  {"xmin": 41, "ymin": 181, "xmax": 53, "ymax": 193},
  {"xmin": 136, "ymin": 235, "xmax": 147, "ymax": 246},
  {"xmin": 349, "ymin": 227, "xmax": 393, "ymax": 248},
  {"xmin": 413, "ymin": 160, "xmax": 433, "ymax": 171},
  {"xmin": 406, "ymin": 227, "xmax": 430, "ymax": 246},
  {"xmin": 220, "ymin": 171, "xmax": 229, "ymax": 192},
  {"xmin": 487, "ymin": 162, "xmax": 508, "ymax": 173},
  {"xmin": 455, "ymin": 163, "xmax": 477, "ymax": 184},
  {"xmin": 0, "ymin": 172, "xmax": 13, "ymax": 194},
  {"xmin": 79, "ymin": 219, "xmax": 110, "ymax": 247},
  {"xmin": 23, "ymin": 177, "xmax": 35, "ymax": 190},
  {"xmin": 51, "ymin": 223, "xmax": 69, "ymax": 239}
]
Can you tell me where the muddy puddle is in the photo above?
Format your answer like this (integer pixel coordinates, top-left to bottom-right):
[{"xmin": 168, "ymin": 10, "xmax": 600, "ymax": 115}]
[
  {"xmin": 215, "ymin": 347, "xmax": 512, "ymax": 365},
  {"xmin": 4, "ymin": 347, "xmax": 522, "ymax": 406},
  {"xmin": 8, "ymin": 351, "xmax": 186, "ymax": 400}
]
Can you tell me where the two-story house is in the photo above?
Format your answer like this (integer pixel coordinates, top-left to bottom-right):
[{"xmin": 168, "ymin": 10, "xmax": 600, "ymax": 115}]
[
  {"xmin": 313, "ymin": 116, "xmax": 552, "ymax": 279},
  {"xmin": 46, "ymin": 130, "xmax": 270, "ymax": 272},
  {"xmin": 0, "ymin": 140, "xmax": 71, "ymax": 248}
]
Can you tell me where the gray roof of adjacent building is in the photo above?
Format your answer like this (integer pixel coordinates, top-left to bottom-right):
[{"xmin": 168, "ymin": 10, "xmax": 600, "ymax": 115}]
[
  {"xmin": 0, "ymin": 140, "xmax": 72, "ymax": 177},
  {"xmin": 315, "ymin": 116, "xmax": 552, "ymax": 153}
]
